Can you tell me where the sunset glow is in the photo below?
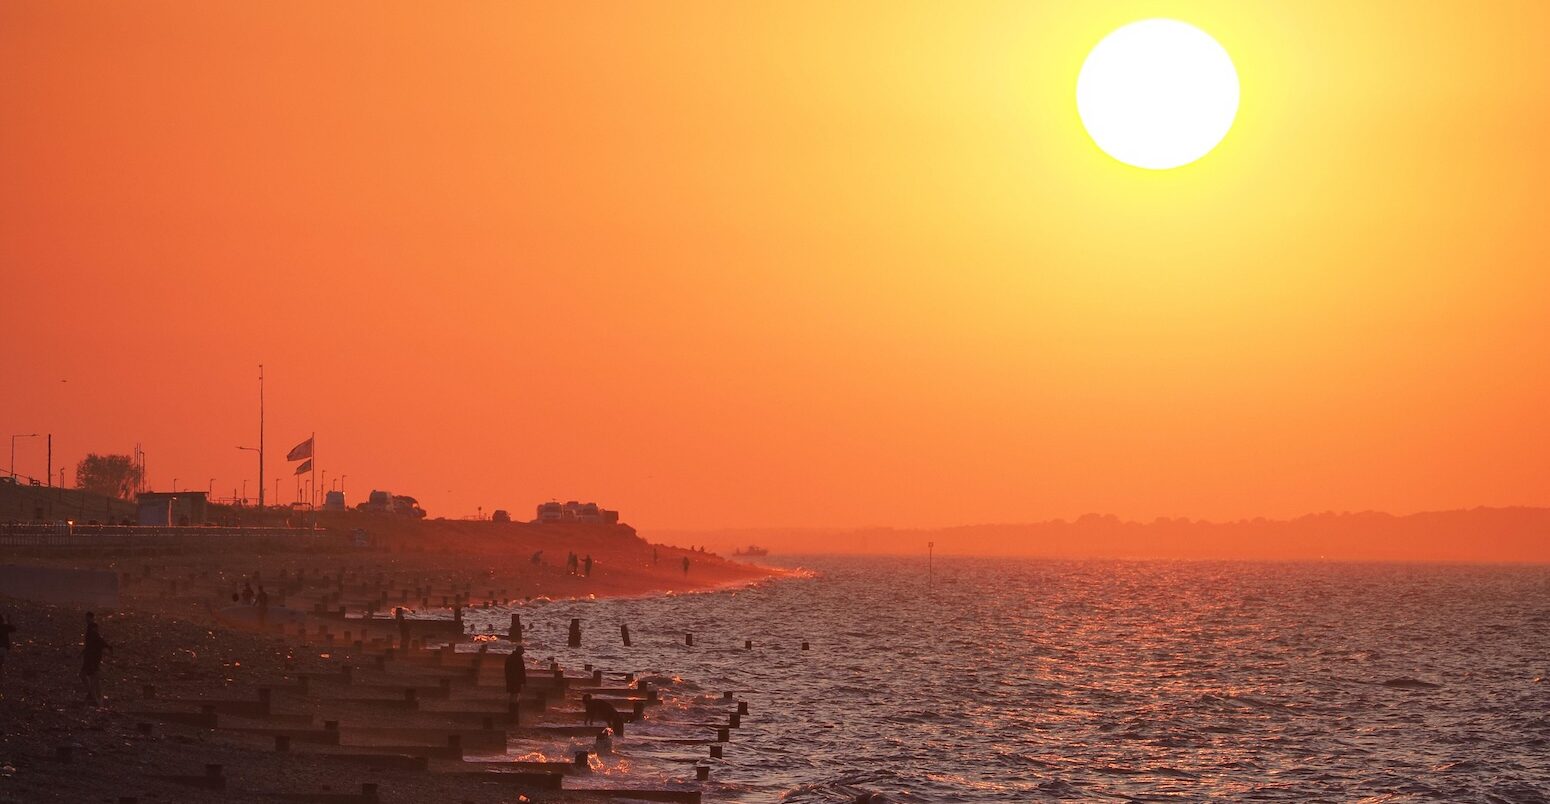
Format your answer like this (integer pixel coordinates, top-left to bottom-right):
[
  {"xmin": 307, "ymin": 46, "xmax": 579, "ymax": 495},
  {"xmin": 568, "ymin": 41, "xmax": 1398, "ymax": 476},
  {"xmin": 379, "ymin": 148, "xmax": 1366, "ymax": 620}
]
[{"xmin": 3, "ymin": 1, "xmax": 1550, "ymax": 546}]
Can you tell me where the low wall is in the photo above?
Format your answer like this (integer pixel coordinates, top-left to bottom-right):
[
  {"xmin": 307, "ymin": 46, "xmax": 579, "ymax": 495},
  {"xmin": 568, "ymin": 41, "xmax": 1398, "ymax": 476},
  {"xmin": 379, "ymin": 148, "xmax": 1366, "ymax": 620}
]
[
  {"xmin": 0, "ymin": 564, "xmax": 120, "ymax": 608},
  {"xmin": 0, "ymin": 525, "xmax": 318, "ymax": 549}
]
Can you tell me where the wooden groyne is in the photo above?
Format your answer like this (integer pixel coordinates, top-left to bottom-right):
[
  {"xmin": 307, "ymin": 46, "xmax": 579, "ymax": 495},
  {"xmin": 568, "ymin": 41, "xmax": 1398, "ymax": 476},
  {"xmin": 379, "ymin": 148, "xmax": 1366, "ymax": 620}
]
[{"xmin": 104, "ymin": 561, "xmax": 756, "ymax": 803}]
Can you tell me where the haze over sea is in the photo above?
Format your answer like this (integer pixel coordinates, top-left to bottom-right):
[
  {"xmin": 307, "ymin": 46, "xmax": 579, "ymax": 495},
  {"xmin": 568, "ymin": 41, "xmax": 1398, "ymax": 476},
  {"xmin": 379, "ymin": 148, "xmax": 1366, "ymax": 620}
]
[{"xmin": 469, "ymin": 557, "xmax": 1550, "ymax": 802}]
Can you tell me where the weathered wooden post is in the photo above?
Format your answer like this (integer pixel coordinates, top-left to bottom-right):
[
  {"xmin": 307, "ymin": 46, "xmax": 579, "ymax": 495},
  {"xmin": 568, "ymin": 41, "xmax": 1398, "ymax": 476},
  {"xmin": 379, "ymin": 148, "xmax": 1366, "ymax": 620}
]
[
  {"xmin": 696, "ymin": 765, "xmax": 710, "ymax": 781},
  {"xmin": 685, "ymin": 632, "xmax": 694, "ymax": 647},
  {"xmin": 716, "ymin": 727, "xmax": 729, "ymax": 742},
  {"xmin": 568, "ymin": 618, "xmax": 582, "ymax": 648},
  {"xmin": 509, "ymin": 613, "xmax": 522, "ymax": 641},
  {"xmin": 745, "ymin": 639, "xmax": 752, "ymax": 649},
  {"xmin": 738, "ymin": 701, "xmax": 749, "ymax": 715},
  {"xmin": 710, "ymin": 744, "xmax": 723, "ymax": 758},
  {"xmin": 620, "ymin": 624, "xmax": 632, "ymax": 646}
]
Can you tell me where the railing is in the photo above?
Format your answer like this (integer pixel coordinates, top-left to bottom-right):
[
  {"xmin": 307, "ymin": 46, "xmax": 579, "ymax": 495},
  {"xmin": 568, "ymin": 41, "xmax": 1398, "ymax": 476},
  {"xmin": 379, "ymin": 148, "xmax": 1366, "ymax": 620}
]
[{"xmin": 0, "ymin": 524, "xmax": 318, "ymax": 548}]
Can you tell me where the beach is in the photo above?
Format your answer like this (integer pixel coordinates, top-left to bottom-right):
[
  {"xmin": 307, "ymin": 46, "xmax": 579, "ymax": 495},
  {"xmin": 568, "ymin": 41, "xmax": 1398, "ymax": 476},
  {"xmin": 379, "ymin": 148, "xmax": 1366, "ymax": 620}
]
[{"xmin": 0, "ymin": 517, "xmax": 779, "ymax": 803}]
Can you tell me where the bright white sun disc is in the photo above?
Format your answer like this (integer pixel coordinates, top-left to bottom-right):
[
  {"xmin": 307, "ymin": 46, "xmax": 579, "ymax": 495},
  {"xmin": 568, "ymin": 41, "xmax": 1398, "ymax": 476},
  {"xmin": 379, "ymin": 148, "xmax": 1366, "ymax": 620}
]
[{"xmin": 1077, "ymin": 19, "xmax": 1239, "ymax": 170}]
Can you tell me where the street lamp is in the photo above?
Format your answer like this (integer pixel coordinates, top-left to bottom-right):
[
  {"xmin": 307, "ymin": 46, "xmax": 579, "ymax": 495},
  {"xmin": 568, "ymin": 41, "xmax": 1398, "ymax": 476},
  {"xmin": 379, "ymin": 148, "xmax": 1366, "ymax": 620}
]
[
  {"xmin": 172, "ymin": 477, "xmax": 178, "ymax": 492},
  {"xmin": 237, "ymin": 446, "xmax": 260, "ymax": 506},
  {"xmin": 10, "ymin": 433, "xmax": 38, "ymax": 478},
  {"xmin": 208, "ymin": 477, "xmax": 215, "ymax": 495}
]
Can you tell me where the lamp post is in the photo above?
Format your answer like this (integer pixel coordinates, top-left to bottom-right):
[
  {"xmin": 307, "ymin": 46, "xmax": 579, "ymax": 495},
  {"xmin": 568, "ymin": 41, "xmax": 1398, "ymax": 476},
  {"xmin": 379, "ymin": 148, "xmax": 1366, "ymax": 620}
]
[
  {"xmin": 10, "ymin": 433, "xmax": 38, "ymax": 478},
  {"xmin": 238, "ymin": 446, "xmax": 260, "ymax": 506},
  {"xmin": 172, "ymin": 477, "xmax": 178, "ymax": 492},
  {"xmin": 208, "ymin": 477, "xmax": 215, "ymax": 495}
]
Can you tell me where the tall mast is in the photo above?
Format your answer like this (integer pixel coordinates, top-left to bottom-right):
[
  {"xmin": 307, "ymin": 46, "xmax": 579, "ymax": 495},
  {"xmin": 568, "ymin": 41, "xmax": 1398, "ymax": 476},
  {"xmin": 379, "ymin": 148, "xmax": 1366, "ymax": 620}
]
[{"xmin": 258, "ymin": 364, "xmax": 266, "ymax": 509}]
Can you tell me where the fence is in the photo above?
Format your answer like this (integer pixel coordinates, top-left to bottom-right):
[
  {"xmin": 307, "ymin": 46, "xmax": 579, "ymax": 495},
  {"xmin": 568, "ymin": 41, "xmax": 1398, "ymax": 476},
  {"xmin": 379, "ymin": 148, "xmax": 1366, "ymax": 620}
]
[{"xmin": 0, "ymin": 524, "xmax": 319, "ymax": 548}]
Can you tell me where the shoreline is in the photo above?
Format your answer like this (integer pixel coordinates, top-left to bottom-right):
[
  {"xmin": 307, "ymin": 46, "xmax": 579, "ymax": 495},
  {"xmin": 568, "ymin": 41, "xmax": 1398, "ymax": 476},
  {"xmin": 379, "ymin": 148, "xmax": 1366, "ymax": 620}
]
[{"xmin": 0, "ymin": 518, "xmax": 784, "ymax": 802}]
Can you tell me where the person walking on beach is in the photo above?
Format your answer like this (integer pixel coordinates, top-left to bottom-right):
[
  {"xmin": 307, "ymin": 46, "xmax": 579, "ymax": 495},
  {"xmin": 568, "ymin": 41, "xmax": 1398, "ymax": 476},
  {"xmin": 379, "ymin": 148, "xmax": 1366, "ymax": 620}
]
[
  {"xmin": 81, "ymin": 612, "xmax": 112, "ymax": 706},
  {"xmin": 0, "ymin": 612, "xmax": 15, "ymax": 684},
  {"xmin": 255, "ymin": 585, "xmax": 270, "ymax": 628},
  {"xmin": 504, "ymin": 644, "xmax": 526, "ymax": 696},
  {"xmin": 530, "ymin": 550, "xmax": 543, "ymax": 567},
  {"xmin": 682, "ymin": 556, "xmax": 690, "ymax": 577},
  {"xmin": 241, "ymin": 581, "xmax": 255, "ymax": 606},
  {"xmin": 395, "ymin": 607, "xmax": 411, "ymax": 650},
  {"xmin": 583, "ymin": 555, "xmax": 593, "ymax": 577}
]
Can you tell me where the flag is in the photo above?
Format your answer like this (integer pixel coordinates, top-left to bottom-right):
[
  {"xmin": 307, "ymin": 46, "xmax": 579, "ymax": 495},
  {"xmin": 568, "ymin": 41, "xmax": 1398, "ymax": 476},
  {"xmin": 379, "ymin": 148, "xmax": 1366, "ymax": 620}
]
[
  {"xmin": 294, "ymin": 459, "xmax": 312, "ymax": 475},
  {"xmin": 286, "ymin": 437, "xmax": 313, "ymax": 461}
]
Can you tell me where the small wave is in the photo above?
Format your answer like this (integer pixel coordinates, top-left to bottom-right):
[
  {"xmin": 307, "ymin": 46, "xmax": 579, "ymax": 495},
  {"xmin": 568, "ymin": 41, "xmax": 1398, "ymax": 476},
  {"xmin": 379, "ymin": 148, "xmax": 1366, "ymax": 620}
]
[{"xmin": 1382, "ymin": 677, "xmax": 1441, "ymax": 690}]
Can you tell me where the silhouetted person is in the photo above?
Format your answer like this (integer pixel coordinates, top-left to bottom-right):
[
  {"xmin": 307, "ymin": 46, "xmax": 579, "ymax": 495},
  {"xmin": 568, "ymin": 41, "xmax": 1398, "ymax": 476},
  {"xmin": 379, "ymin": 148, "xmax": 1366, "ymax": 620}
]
[
  {"xmin": 0, "ymin": 612, "xmax": 14, "ymax": 682},
  {"xmin": 504, "ymin": 645, "xmax": 526, "ymax": 695},
  {"xmin": 255, "ymin": 586, "xmax": 270, "ymax": 628},
  {"xmin": 241, "ymin": 581, "xmax": 254, "ymax": 606},
  {"xmin": 394, "ymin": 607, "xmax": 411, "ymax": 649},
  {"xmin": 81, "ymin": 612, "xmax": 112, "ymax": 705},
  {"xmin": 682, "ymin": 556, "xmax": 690, "ymax": 576},
  {"xmin": 583, "ymin": 555, "xmax": 593, "ymax": 577},
  {"xmin": 530, "ymin": 550, "xmax": 543, "ymax": 566}
]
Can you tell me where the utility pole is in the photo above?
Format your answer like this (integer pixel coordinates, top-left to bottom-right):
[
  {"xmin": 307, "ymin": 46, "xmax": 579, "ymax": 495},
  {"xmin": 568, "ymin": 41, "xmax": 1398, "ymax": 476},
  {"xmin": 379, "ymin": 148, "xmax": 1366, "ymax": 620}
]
[
  {"xmin": 46, "ymin": 434, "xmax": 51, "ymax": 487},
  {"xmin": 258, "ymin": 364, "xmax": 265, "ymax": 509}
]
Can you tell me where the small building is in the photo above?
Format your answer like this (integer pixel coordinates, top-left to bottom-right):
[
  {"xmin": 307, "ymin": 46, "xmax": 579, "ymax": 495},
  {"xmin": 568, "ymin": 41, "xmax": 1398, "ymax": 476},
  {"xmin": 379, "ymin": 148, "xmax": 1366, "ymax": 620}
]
[
  {"xmin": 135, "ymin": 491, "xmax": 209, "ymax": 526},
  {"xmin": 534, "ymin": 500, "xmax": 619, "ymax": 524}
]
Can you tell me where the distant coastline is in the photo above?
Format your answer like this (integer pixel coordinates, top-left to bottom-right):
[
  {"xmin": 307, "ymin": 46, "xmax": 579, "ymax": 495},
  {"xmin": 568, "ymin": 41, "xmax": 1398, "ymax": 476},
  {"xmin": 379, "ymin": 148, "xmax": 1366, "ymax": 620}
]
[{"xmin": 663, "ymin": 505, "xmax": 1550, "ymax": 564}]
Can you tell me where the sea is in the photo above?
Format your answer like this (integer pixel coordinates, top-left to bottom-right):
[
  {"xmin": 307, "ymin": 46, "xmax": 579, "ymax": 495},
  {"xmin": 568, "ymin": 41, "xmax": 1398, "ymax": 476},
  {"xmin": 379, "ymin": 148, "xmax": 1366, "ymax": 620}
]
[{"xmin": 462, "ymin": 556, "xmax": 1550, "ymax": 802}]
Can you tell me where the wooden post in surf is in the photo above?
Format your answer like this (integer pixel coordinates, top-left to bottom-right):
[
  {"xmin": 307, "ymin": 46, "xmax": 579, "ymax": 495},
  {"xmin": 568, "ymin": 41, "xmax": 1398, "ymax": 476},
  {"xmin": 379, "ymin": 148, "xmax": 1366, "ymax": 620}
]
[
  {"xmin": 568, "ymin": 618, "xmax": 582, "ymax": 647},
  {"xmin": 620, "ymin": 624, "xmax": 631, "ymax": 646},
  {"xmin": 510, "ymin": 613, "xmax": 522, "ymax": 641},
  {"xmin": 685, "ymin": 632, "xmax": 694, "ymax": 647}
]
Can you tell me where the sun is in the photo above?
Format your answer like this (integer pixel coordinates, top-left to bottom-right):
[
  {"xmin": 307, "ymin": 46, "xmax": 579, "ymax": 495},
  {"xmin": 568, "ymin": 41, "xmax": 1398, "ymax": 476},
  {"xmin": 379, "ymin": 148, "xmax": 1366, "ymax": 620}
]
[{"xmin": 1076, "ymin": 19, "xmax": 1239, "ymax": 170}]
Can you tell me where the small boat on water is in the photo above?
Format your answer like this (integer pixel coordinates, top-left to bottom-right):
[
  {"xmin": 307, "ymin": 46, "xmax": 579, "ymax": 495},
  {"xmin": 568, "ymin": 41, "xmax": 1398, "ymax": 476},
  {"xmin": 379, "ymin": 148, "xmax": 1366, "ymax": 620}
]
[{"xmin": 733, "ymin": 545, "xmax": 769, "ymax": 557}]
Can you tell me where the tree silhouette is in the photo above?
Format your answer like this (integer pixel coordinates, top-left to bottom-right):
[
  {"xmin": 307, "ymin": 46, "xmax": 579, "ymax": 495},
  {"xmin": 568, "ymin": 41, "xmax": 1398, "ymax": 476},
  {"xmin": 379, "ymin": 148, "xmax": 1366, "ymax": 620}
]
[{"xmin": 75, "ymin": 453, "xmax": 142, "ymax": 499}]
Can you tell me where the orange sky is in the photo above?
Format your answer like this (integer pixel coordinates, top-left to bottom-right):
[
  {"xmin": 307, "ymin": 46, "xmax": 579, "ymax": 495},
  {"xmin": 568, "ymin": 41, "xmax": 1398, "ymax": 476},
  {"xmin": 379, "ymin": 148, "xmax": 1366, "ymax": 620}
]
[{"xmin": 3, "ymin": 1, "xmax": 1549, "ymax": 531}]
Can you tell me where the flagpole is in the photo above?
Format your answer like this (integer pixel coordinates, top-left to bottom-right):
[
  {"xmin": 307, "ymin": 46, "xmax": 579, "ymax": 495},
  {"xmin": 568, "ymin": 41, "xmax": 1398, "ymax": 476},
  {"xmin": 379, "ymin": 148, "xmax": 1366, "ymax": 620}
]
[{"xmin": 310, "ymin": 431, "xmax": 317, "ymax": 520}]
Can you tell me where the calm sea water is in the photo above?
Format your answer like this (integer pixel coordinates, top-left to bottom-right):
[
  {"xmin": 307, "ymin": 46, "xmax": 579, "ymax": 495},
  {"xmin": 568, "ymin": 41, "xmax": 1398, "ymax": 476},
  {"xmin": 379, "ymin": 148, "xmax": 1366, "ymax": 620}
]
[{"xmin": 464, "ymin": 557, "xmax": 1550, "ymax": 802}]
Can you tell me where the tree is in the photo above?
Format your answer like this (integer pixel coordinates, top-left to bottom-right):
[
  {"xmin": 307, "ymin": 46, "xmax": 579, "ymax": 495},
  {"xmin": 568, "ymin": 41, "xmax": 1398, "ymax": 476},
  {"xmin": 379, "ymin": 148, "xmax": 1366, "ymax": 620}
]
[{"xmin": 75, "ymin": 453, "xmax": 142, "ymax": 499}]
